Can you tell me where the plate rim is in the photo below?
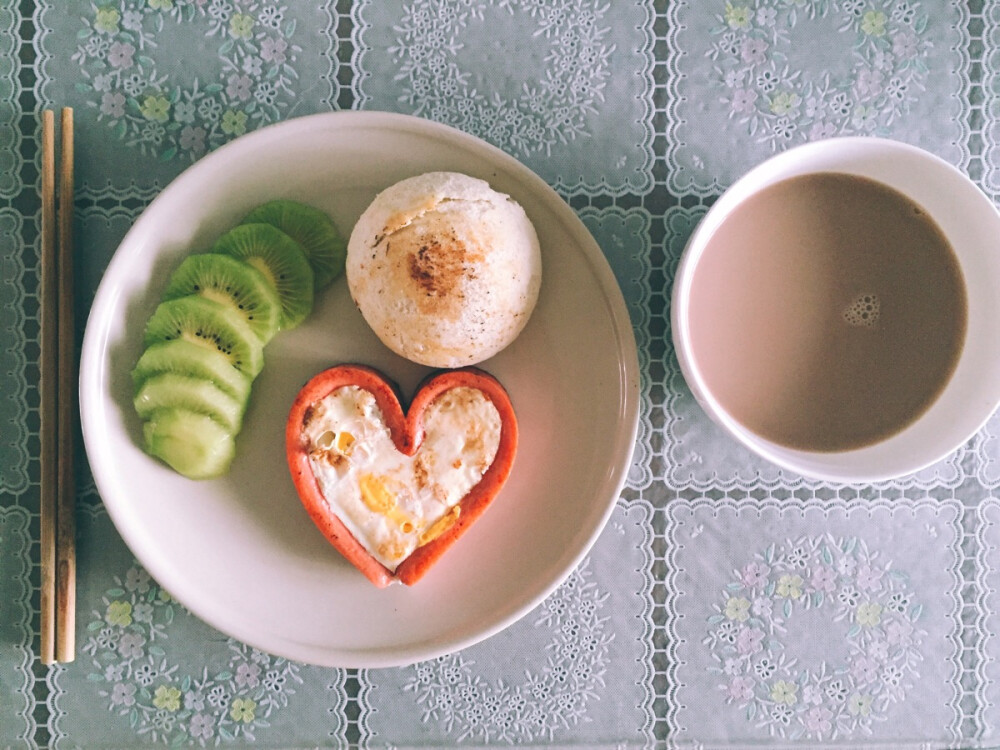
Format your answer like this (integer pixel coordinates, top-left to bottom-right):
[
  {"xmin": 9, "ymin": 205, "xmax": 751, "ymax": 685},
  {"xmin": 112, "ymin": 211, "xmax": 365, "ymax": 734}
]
[{"xmin": 79, "ymin": 110, "xmax": 640, "ymax": 667}]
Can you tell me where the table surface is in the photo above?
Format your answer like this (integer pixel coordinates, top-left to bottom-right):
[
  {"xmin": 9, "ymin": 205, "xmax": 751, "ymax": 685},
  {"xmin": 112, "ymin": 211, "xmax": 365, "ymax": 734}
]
[{"xmin": 4, "ymin": 0, "xmax": 1000, "ymax": 747}]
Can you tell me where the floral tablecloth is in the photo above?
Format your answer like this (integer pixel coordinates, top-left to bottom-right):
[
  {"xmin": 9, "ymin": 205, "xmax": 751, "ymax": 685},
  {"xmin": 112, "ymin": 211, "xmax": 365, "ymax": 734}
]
[{"xmin": 4, "ymin": 0, "xmax": 1000, "ymax": 747}]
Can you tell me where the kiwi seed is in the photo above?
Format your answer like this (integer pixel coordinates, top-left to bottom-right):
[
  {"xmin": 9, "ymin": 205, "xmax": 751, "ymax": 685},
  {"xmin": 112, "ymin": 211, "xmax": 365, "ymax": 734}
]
[
  {"xmin": 131, "ymin": 339, "xmax": 253, "ymax": 404},
  {"xmin": 212, "ymin": 223, "xmax": 315, "ymax": 329},
  {"xmin": 162, "ymin": 253, "xmax": 282, "ymax": 344},
  {"xmin": 143, "ymin": 295, "xmax": 265, "ymax": 378},
  {"xmin": 242, "ymin": 200, "xmax": 346, "ymax": 290}
]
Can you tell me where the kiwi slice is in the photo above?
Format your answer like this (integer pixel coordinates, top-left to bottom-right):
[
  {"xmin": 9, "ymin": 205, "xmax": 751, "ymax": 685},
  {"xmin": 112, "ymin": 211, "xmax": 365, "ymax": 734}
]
[
  {"xmin": 134, "ymin": 373, "xmax": 246, "ymax": 433},
  {"xmin": 143, "ymin": 409, "xmax": 237, "ymax": 480},
  {"xmin": 143, "ymin": 296, "xmax": 264, "ymax": 378},
  {"xmin": 132, "ymin": 339, "xmax": 252, "ymax": 404},
  {"xmin": 212, "ymin": 223, "xmax": 315, "ymax": 329},
  {"xmin": 162, "ymin": 253, "xmax": 281, "ymax": 344},
  {"xmin": 242, "ymin": 200, "xmax": 346, "ymax": 290}
]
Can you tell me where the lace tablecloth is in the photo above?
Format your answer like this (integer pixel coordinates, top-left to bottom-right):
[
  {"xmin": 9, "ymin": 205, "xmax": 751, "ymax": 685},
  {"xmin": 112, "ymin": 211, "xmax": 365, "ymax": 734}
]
[{"xmin": 4, "ymin": 1, "xmax": 1000, "ymax": 747}]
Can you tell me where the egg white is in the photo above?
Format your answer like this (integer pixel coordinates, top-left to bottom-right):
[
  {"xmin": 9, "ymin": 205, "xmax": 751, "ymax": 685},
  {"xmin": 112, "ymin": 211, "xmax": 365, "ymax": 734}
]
[{"xmin": 302, "ymin": 385, "xmax": 501, "ymax": 570}]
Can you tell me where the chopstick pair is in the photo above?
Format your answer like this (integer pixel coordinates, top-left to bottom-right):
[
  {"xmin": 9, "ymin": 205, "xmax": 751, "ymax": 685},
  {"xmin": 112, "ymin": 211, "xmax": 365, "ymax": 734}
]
[{"xmin": 39, "ymin": 108, "xmax": 76, "ymax": 664}]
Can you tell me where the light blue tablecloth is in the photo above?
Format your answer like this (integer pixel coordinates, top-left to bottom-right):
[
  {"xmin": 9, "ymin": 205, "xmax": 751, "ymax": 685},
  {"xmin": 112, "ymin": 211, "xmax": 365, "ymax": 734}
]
[{"xmin": 4, "ymin": 0, "xmax": 1000, "ymax": 746}]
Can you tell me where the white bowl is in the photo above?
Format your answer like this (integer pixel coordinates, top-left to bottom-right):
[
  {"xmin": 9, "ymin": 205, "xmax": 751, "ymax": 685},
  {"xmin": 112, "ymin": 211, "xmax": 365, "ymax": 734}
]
[{"xmin": 671, "ymin": 137, "xmax": 1000, "ymax": 483}]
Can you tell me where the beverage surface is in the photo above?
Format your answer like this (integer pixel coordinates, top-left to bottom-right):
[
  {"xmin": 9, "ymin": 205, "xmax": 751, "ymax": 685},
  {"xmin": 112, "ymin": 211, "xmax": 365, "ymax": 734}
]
[{"xmin": 687, "ymin": 172, "xmax": 968, "ymax": 452}]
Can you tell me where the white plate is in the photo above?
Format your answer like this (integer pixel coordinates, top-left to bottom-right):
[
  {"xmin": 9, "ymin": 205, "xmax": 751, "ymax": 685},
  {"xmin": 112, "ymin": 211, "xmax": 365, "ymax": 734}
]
[{"xmin": 80, "ymin": 111, "xmax": 640, "ymax": 668}]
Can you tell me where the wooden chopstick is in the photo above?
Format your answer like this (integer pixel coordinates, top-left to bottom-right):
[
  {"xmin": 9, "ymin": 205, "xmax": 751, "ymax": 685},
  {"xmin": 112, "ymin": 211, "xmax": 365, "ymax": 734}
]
[
  {"xmin": 39, "ymin": 108, "xmax": 76, "ymax": 664},
  {"xmin": 39, "ymin": 110, "xmax": 57, "ymax": 665},
  {"xmin": 55, "ymin": 107, "xmax": 76, "ymax": 663}
]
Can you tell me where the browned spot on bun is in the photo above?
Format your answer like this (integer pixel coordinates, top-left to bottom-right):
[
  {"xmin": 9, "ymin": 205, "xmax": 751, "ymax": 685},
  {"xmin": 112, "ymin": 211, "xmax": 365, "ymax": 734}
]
[
  {"xmin": 393, "ymin": 217, "xmax": 486, "ymax": 320},
  {"xmin": 380, "ymin": 196, "xmax": 438, "ymax": 239},
  {"xmin": 407, "ymin": 235, "xmax": 467, "ymax": 298}
]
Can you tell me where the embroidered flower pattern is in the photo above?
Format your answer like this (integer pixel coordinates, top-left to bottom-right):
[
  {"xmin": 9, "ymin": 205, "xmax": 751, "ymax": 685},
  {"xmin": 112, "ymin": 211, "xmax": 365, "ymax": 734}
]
[
  {"xmin": 725, "ymin": 596, "xmax": 751, "ymax": 621},
  {"xmin": 402, "ymin": 560, "xmax": 611, "ymax": 743},
  {"xmin": 72, "ymin": 0, "xmax": 301, "ymax": 162},
  {"xmin": 83, "ymin": 562, "xmax": 302, "ymax": 745},
  {"xmin": 705, "ymin": 535, "xmax": 924, "ymax": 740},
  {"xmin": 709, "ymin": 0, "xmax": 932, "ymax": 148},
  {"xmin": 386, "ymin": 0, "xmax": 614, "ymax": 158}
]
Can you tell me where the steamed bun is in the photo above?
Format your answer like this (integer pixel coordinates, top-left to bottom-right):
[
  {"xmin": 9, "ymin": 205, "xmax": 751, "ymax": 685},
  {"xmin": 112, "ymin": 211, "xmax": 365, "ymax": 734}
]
[{"xmin": 346, "ymin": 172, "xmax": 542, "ymax": 368}]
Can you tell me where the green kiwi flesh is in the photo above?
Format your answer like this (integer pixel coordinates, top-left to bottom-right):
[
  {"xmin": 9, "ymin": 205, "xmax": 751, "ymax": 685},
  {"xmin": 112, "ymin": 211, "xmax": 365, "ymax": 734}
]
[
  {"xmin": 143, "ymin": 409, "xmax": 237, "ymax": 479},
  {"xmin": 212, "ymin": 223, "xmax": 315, "ymax": 329},
  {"xmin": 162, "ymin": 253, "xmax": 281, "ymax": 344},
  {"xmin": 143, "ymin": 296, "xmax": 264, "ymax": 378},
  {"xmin": 242, "ymin": 200, "xmax": 346, "ymax": 290},
  {"xmin": 131, "ymin": 339, "xmax": 252, "ymax": 404},
  {"xmin": 133, "ymin": 201, "xmax": 334, "ymax": 480},
  {"xmin": 134, "ymin": 373, "xmax": 246, "ymax": 433}
]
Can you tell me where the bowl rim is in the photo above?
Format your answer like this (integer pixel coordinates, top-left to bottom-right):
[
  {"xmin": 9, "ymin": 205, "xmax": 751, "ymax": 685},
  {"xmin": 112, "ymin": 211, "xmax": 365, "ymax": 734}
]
[{"xmin": 671, "ymin": 136, "xmax": 1000, "ymax": 483}]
